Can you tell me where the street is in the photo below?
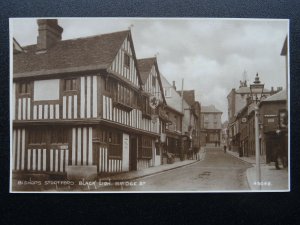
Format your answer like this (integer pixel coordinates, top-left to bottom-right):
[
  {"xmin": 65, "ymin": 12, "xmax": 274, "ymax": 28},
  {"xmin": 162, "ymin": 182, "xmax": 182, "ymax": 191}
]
[{"xmin": 100, "ymin": 147, "xmax": 252, "ymax": 192}]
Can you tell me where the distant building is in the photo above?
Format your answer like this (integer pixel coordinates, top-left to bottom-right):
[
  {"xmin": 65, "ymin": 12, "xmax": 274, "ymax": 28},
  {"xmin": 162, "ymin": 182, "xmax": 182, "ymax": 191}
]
[
  {"xmin": 200, "ymin": 105, "xmax": 222, "ymax": 146},
  {"xmin": 178, "ymin": 90, "xmax": 201, "ymax": 159},
  {"xmin": 160, "ymin": 77, "xmax": 184, "ymax": 162},
  {"xmin": 226, "ymin": 80, "xmax": 276, "ymax": 152},
  {"xmin": 221, "ymin": 121, "xmax": 228, "ymax": 146},
  {"xmin": 280, "ymin": 36, "xmax": 288, "ymax": 97},
  {"xmin": 160, "ymin": 78, "xmax": 201, "ymax": 160},
  {"xmin": 231, "ymin": 87, "xmax": 286, "ymax": 161}
]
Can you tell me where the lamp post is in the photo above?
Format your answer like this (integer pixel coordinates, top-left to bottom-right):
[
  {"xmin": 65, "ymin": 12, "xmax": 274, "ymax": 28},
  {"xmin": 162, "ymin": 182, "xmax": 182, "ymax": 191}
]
[{"xmin": 250, "ymin": 73, "xmax": 264, "ymax": 190}]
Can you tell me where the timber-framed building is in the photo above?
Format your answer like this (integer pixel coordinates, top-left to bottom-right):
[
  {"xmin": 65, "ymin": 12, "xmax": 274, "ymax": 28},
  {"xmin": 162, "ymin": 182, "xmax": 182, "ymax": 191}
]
[{"xmin": 12, "ymin": 19, "xmax": 166, "ymax": 178}]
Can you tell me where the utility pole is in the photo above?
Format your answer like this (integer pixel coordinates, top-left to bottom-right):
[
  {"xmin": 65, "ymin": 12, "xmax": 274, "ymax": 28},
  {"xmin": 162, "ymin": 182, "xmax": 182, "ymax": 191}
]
[
  {"xmin": 181, "ymin": 79, "xmax": 184, "ymax": 160},
  {"xmin": 181, "ymin": 78, "xmax": 184, "ymax": 132}
]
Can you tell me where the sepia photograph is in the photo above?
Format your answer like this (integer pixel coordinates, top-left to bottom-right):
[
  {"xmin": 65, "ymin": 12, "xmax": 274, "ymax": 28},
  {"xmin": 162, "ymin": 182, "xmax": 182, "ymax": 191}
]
[{"xmin": 10, "ymin": 17, "xmax": 289, "ymax": 192}]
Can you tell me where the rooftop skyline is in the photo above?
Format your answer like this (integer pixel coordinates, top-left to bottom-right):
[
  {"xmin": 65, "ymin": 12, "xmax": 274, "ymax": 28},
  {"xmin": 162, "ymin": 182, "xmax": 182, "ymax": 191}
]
[{"xmin": 11, "ymin": 18, "xmax": 288, "ymax": 122}]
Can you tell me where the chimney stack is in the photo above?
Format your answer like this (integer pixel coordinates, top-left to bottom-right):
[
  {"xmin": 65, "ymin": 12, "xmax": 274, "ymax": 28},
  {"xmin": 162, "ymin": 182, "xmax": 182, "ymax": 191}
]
[
  {"xmin": 172, "ymin": 81, "xmax": 176, "ymax": 90},
  {"xmin": 37, "ymin": 19, "xmax": 63, "ymax": 51}
]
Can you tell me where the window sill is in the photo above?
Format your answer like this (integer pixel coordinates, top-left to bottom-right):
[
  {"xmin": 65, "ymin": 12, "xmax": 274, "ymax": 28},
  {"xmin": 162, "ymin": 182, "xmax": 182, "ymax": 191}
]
[
  {"xmin": 113, "ymin": 101, "xmax": 134, "ymax": 112},
  {"xmin": 108, "ymin": 156, "xmax": 122, "ymax": 160}
]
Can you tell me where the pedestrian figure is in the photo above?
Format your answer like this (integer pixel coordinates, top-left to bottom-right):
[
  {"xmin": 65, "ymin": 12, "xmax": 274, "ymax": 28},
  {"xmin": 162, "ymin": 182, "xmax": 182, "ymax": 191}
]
[
  {"xmin": 274, "ymin": 146, "xmax": 283, "ymax": 169},
  {"xmin": 274, "ymin": 146, "xmax": 287, "ymax": 170},
  {"xmin": 223, "ymin": 145, "xmax": 227, "ymax": 153}
]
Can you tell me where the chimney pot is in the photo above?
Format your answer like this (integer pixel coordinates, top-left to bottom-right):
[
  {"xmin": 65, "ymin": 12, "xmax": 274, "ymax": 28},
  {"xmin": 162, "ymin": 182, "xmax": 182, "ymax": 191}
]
[
  {"xmin": 37, "ymin": 19, "xmax": 63, "ymax": 51},
  {"xmin": 172, "ymin": 81, "xmax": 176, "ymax": 90}
]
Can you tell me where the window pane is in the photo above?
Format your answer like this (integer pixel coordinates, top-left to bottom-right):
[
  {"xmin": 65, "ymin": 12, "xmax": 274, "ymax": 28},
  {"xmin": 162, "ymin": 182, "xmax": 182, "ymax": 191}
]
[
  {"xmin": 34, "ymin": 79, "xmax": 60, "ymax": 100},
  {"xmin": 72, "ymin": 79, "xmax": 77, "ymax": 90},
  {"xmin": 124, "ymin": 53, "xmax": 130, "ymax": 67}
]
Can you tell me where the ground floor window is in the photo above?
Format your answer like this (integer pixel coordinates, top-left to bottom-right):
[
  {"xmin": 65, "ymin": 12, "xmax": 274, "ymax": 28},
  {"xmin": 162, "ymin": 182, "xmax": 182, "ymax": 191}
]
[
  {"xmin": 50, "ymin": 127, "xmax": 68, "ymax": 145},
  {"xmin": 93, "ymin": 127, "xmax": 122, "ymax": 159},
  {"xmin": 166, "ymin": 137, "xmax": 180, "ymax": 156},
  {"xmin": 108, "ymin": 131, "xmax": 122, "ymax": 159},
  {"xmin": 28, "ymin": 127, "xmax": 47, "ymax": 146},
  {"xmin": 139, "ymin": 136, "xmax": 152, "ymax": 159},
  {"xmin": 28, "ymin": 127, "xmax": 69, "ymax": 146}
]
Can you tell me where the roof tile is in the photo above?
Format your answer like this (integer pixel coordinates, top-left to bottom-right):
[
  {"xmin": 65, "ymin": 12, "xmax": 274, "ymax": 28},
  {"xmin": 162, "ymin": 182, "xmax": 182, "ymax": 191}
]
[{"xmin": 14, "ymin": 30, "xmax": 130, "ymax": 78}]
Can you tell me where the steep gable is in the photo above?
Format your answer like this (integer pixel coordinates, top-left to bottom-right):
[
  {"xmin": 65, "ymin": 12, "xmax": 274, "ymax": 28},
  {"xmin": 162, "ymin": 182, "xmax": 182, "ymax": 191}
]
[
  {"xmin": 107, "ymin": 31, "xmax": 142, "ymax": 88},
  {"xmin": 177, "ymin": 90, "xmax": 195, "ymax": 106},
  {"xmin": 137, "ymin": 57, "xmax": 166, "ymax": 104}
]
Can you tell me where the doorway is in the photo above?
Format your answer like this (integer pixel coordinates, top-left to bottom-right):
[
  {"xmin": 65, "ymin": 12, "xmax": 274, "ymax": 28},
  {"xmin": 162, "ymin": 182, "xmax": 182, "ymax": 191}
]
[{"xmin": 129, "ymin": 136, "xmax": 138, "ymax": 171}]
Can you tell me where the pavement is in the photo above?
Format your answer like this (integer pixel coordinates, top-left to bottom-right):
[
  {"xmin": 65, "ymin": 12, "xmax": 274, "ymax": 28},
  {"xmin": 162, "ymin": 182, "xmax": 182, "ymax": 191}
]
[
  {"xmin": 12, "ymin": 146, "xmax": 289, "ymax": 192},
  {"xmin": 12, "ymin": 149, "xmax": 207, "ymax": 192},
  {"xmin": 226, "ymin": 149, "xmax": 289, "ymax": 191},
  {"xmin": 100, "ymin": 149, "xmax": 207, "ymax": 182}
]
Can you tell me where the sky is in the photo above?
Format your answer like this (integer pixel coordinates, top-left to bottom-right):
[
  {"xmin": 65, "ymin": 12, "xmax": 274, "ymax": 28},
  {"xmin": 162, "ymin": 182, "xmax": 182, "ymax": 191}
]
[{"xmin": 11, "ymin": 18, "xmax": 288, "ymax": 122}]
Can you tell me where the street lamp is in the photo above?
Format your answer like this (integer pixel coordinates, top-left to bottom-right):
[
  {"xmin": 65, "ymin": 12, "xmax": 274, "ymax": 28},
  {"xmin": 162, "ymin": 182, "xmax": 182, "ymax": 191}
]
[{"xmin": 250, "ymin": 73, "xmax": 264, "ymax": 190}]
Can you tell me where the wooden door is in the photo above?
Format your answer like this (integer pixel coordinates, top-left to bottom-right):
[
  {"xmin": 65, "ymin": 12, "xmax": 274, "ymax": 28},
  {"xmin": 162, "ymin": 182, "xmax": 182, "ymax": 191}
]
[{"xmin": 129, "ymin": 136, "xmax": 137, "ymax": 171}]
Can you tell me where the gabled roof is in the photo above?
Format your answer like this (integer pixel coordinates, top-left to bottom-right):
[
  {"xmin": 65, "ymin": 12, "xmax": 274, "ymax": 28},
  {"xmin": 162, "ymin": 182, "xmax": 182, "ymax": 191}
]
[
  {"xmin": 160, "ymin": 74, "xmax": 189, "ymax": 112},
  {"xmin": 261, "ymin": 90, "xmax": 287, "ymax": 102},
  {"xmin": 137, "ymin": 57, "xmax": 156, "ymax": 84},
  {"xmin": 13, "ymin": 38, "xmax": 25, "ymax": 54},
  {"xmin": 177, "ymin": 90, "xmax": 195, "ymax": 106},
  {"xmin": 14, "ymin": 30, "xmax": 130, "ymax": 78},
  {"xmin": 281, "ymin": 36, "xmax": 287, "ymax": 56},
  {"xmin": 137, "ymin": 57, "xmax": 166, "ymax": 104},
  {"xmin": 201, "ymin": 105, "xmax": 222, "ymax": 114}
]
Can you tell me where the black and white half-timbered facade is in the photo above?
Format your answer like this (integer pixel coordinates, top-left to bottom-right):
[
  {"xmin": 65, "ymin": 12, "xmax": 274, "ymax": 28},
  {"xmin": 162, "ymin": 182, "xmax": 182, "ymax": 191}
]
[
  {"xmin": 12, "ymin": 19, "xmax": 165, "ymax": 178},
  {"xmin": 137, "ymin": 57, "xmax": 169, "ymax": 166}
]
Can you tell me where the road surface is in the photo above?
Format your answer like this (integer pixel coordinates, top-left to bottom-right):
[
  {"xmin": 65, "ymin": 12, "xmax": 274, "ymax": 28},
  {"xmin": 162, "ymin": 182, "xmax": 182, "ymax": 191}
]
[{"xmin": 101, "ymin": 147, "xmax": 252, "ymax": 192}]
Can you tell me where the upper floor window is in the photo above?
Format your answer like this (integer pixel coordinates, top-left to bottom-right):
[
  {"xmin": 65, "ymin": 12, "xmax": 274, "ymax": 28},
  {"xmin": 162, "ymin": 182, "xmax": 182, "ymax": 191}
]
[
  {"xmin": 142, "ymin": 96, "xmax": 151, "ymax": 115},
  {"xmin": 124, "ymin": 53, "xmax": 130, "ymax": 68},
  {"xmin": 174, "ymin": 116, "xmax": 177, "ymax": 131},
  {"xmin": 18, "ymin": 82, "xmax": 30, "ymax": 94},
  {"xmin": 105, "ymin": 77, "xmax": 116, "ymax": 93},
  {"xmin": 34, "ymin": 79, "xmax": 60, "ymax": 101},
  {"xmin": 64, "ymin": 78, "xmax": 77, "ymax": 91},
  {"xmin": 152, "ymin": 75, "xmax": 156, "ymax": 87}
]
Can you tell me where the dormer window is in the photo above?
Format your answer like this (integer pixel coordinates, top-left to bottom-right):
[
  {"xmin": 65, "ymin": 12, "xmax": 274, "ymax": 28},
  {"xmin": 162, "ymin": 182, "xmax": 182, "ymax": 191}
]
[
  {"xmin": 64, "ymin": 78, "xmax": 77, "ymax": 91},
  {"xmin": 124, "ymin": 53, "xmax": 130, "ymax": 68}
]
